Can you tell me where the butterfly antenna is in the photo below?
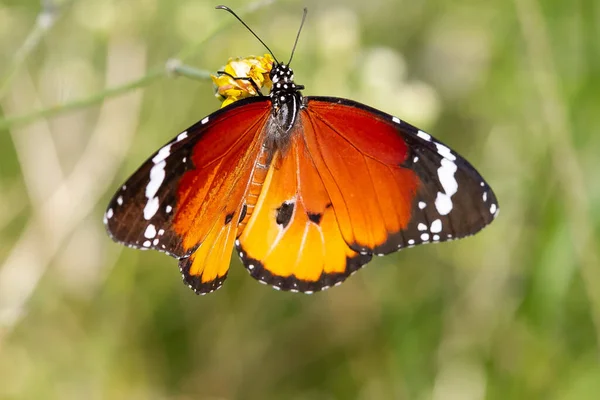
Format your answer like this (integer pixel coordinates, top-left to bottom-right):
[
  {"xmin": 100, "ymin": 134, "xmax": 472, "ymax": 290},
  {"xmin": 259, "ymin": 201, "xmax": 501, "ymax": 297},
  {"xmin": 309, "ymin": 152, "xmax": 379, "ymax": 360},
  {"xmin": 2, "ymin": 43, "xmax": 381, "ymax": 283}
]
[
  {"xmin": 216, "ymin": 5, "xmax": 279, "ymax": 64},
  {"xmin": 288, "ymin": 7, "xmax": 308, "ymax": 66}
]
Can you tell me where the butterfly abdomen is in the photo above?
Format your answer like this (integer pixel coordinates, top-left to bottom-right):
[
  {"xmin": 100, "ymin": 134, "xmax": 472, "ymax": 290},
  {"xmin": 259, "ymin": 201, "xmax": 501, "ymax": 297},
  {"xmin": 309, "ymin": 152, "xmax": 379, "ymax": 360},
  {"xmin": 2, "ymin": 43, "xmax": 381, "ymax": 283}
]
[{"xmin": 237, "ymin": 143, "xmax": 272, "ymax": 232}]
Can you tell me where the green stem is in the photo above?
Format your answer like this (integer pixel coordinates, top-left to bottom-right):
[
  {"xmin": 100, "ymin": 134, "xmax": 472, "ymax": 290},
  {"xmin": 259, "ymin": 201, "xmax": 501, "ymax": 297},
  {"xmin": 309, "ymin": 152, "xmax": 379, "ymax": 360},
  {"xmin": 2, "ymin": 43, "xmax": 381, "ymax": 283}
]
[
  {"xmin": 0, "ymin": 70, "xmax": 162, "ymax": 131},
  {"xmin": 167, "ymin": 60, "xmax": 213, "ymax": 81},
  {"xmin": 0, "ymin": 0, "xmax": 276, "ymax": 131}
]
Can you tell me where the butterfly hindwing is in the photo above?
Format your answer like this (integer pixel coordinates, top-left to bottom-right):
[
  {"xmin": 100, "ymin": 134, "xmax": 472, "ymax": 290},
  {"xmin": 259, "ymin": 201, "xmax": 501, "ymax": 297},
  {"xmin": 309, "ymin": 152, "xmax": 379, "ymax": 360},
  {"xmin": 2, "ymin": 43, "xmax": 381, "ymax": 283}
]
[
  {"xmin": 177, "ymin": 190, "xmax": 246, "ymax": 293},
  {"xmin": 105, "ymin": 98, "xmax": 271, "ymax": 293},
  {"xmin": 302, "ymin": 97, "xmax": 499, "ymax": 255},
  {"xmin": 236, "ymin": 132, "xmax": 372, "ymax": 292}
]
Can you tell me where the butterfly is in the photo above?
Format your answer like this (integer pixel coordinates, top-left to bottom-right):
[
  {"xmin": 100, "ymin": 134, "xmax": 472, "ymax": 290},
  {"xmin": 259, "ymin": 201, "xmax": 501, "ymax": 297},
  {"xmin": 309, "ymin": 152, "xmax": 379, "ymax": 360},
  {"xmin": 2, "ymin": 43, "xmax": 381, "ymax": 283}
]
[{"xmin": 104, "ymin": 6, "xmax": 499, "ymax": 295}]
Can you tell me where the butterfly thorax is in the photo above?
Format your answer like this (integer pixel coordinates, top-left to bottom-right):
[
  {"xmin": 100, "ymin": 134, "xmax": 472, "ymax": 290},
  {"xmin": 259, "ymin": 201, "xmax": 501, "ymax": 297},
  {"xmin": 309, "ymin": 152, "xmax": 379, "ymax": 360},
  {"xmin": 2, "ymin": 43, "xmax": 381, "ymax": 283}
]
[{"xmin": 268, "ymin": 64, "xmax": 304, "ymax": 140}]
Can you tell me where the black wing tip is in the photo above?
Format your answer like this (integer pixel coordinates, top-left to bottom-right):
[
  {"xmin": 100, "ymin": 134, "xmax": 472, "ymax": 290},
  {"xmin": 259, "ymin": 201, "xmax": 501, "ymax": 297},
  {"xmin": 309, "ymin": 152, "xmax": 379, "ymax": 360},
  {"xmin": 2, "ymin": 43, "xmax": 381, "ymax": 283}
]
[
  {"xmin": 237, "ymin": 245, "xmax": 372, "ymax": 293},
  {"xmin": 362, "ymin": 207, "xmax": 499, "ymax": 257}
]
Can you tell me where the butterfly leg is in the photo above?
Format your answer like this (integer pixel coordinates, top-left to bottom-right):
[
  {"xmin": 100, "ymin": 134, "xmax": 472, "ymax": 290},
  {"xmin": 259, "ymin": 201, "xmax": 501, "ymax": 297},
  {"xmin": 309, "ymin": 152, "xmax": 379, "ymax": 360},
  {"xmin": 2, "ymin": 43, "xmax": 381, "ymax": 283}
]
[{"xmin": 216, "ymin": 70, "xmax": 265, "ymax": 97}]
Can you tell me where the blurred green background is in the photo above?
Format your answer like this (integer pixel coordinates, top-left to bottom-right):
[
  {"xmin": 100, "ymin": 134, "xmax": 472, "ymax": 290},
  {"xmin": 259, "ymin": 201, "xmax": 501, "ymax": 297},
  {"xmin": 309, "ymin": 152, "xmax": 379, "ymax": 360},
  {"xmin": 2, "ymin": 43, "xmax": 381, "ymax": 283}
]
[{"xmin": 1, "ymin": 0, "xmax": 599, "ymax": 399}]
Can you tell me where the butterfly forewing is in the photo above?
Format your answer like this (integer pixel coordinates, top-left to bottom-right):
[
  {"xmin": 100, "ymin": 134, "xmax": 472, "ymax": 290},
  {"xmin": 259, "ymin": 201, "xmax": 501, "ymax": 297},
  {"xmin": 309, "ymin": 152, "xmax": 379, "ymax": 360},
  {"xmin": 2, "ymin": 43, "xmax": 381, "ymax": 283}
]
[
  {"xmin": 302, "ymin": 97, "xmax": 498, "ymax": 256},
  {"xmin": 395, "ymin": 125, "xmax": 498, "ymax": 247},
  {"xmin": 105, "ymin": 98, "xmax": 272, "ymax": 291}
]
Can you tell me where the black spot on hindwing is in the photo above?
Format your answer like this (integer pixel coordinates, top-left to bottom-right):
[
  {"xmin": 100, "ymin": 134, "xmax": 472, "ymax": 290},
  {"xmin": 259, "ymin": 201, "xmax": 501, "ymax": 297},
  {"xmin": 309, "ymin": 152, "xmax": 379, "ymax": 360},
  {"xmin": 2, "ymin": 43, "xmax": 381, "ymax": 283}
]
[
  {"xmin": 275, "ymin": 201, "xmax": 295, "ymax": 228},
  {"xmin": 225, "ymin": 212, "xmax": 234, "ymax": 224},
  {"xmin": 307, "ymin": 212, "xmax": 323, "ymax": 225}
]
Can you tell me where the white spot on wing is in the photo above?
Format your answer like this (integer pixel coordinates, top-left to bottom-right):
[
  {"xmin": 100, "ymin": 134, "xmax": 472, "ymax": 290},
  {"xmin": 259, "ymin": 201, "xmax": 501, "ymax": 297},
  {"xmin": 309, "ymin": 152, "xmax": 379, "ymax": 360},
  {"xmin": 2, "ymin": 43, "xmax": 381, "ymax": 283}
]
[
  {"xmin": 392, "ymin": 116, "xmax": 401, "ymax": 124},
  {"xmin": 165, "ymin": 205, "xmax": 172, "ymax": 213},
  {"xmin": 152, "ymin": 144, "xmax": 171, "ymax": 164},
  {"xmin": 143, "ymin": 197, "xmax": 160, "ymax": 221},
  {"xmin": 177, "ymin": 131, "xmax": 188, "ymax": 141},
  {"xmin": 417, "ymin": 130, "xmax": 431, "ymax": 141},
  {"xmin": 143, "ymin": 240, "xmax": 151, "ymax": 247},
  {"xmin": 144, "ymin": 224, "xmax": 157, "ymax": 239},
  {"xmin": 421, "ymin": 233, "xmax": 430, "ymax": 241},
  {"xmin": 490, "ymin": 203, "xmax": 497, "ymax": 214},
  {"xmin": 146, "ymin": 161, "xmax": 166, "ymax": 199},
  {"xmin": 418, "ymin": 201, "xmax": 426, "ymax": 209},
  {"xmin": 144, "ymin": 160, "xmax": 166, "ymax": 220},
  {"xmin": 430, "ymin": 219, "xmax": 442, "ymax": 233},
  {"xmin": 435, "ymin": 142, "xmax": 457, "ymax": 161},
  {"xmin": 408, "ymin": 239, "xmax": 415, "ymax": 245},
  {"xmin": 201, "ymin": 117, "xmax": 209, "ymax": 124},
  {"xmin": 106, "ymin": 208, "xmax": 114, "ymax": 219},
  {"xmin": 438, "ymin": 159, "xmax": 458, "ymax": 196},
  {"xmin": 435, "ymin": 158, "xmax": 458, "ymax": 216},
  {"xmin": 418, "ymin": 223, "xmax": 427, "ymax": 231},
  {"xmin": 435, "ymin": 193, "xmax": 453, "ymax": 215},
  {"xmin": 483, "ymin": 192, "xmax": 487, "ymax": 202},
  {"xmin": 117, "ymin": 196, "xmax": 123, "ymax": 206}
]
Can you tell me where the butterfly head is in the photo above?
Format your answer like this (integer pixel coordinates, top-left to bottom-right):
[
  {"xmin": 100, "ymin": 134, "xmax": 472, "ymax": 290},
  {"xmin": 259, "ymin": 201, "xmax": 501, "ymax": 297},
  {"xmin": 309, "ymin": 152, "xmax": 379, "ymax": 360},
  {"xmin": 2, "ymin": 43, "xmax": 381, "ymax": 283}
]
[
  {"xmin": 269, "ymin": 63, "xmax": 304, "ymax": 95},
  {"xmin": 270, "ymin": 63, "xmax": 293, "ymax": 83},
  {"xmin": 269, "ymin": 63, "xmax": 304, "ymax": 104}
]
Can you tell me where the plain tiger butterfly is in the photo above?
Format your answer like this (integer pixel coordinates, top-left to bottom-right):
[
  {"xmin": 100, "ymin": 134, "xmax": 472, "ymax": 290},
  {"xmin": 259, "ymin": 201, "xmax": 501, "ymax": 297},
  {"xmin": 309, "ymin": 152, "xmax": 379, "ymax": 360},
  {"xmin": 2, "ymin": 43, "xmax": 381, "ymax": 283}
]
[{"xmin": 104, "ymin": 5, "xmax": 499, "ymax": 295}]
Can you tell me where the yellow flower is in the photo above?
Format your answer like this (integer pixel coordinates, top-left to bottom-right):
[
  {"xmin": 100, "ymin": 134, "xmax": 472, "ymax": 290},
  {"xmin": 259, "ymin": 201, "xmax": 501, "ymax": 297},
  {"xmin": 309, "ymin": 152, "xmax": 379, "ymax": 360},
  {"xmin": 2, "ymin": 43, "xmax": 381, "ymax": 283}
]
[{"xmin": 211, "ymin": 54, "xmax": 274, "ymax": 108}]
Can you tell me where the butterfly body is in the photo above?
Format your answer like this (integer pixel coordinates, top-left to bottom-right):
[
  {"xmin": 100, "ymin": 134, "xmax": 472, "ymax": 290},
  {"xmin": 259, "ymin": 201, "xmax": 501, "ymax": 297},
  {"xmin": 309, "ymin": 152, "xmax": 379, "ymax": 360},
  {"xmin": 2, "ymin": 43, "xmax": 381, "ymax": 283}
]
[
  {"xmin": 263, "ymin": 64, "xmax": 304, "ymax": 152},
  {"xmin": 105, "ymin": 58, "xmax": 498, "ymax": 295}
]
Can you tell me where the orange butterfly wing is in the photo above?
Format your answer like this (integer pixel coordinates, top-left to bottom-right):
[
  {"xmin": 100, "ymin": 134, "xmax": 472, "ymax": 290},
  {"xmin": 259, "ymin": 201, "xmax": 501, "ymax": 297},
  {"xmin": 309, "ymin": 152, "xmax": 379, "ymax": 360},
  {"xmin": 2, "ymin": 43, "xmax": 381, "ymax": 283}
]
[
  {"xmin": 236, "ymin": 132, "xmax": 371, "ymax": 292},
  {"xmin": 105, "ymin": 98, "xmax": 271, "ymax": 293},
  {"xmin": 303, "ymin": 98, "xmax": 497, "ymax": 255},
  {"xmin": 301, "ymin": 98, "xmax": 418, "ymax": 254}
]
